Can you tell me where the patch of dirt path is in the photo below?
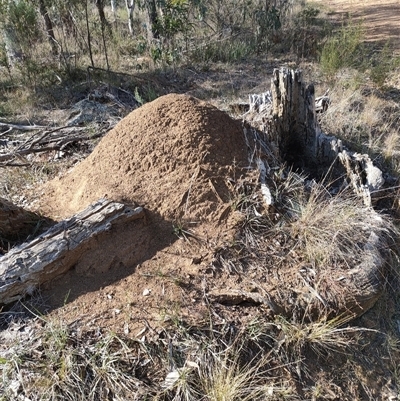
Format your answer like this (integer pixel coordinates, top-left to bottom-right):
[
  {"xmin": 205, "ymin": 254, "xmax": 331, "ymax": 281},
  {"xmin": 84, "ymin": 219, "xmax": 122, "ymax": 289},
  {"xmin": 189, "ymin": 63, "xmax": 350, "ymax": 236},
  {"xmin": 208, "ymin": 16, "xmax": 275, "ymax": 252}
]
[{"xmin": 313, "ymin": 0, "xmax": 400, "ymax": 53}]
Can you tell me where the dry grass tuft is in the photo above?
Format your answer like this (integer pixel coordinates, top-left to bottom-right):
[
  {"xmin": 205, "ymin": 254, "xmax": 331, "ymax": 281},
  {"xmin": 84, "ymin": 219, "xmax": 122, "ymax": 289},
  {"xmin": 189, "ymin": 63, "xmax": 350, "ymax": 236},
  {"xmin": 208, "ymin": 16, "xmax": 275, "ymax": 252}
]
[{"xmin": 284, "ymin": 182, "xmax": 391, "ymax": 268}]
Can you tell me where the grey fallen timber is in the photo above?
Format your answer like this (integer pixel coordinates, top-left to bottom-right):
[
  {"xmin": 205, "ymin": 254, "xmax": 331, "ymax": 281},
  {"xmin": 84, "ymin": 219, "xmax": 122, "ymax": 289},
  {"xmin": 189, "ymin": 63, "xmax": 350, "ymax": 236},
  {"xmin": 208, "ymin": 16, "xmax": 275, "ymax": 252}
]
[{"xmin": 0, "ymin": 198, "xmax": 145, "ymax": 305}]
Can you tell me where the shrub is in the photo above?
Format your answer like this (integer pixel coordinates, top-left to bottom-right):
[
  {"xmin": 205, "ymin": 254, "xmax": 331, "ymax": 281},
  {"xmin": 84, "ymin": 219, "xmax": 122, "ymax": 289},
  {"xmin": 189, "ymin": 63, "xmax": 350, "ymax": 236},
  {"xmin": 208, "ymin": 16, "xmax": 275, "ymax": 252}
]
[{"xmin": 320, "ymin": 22, "xmax": 366, "ymax": 75}]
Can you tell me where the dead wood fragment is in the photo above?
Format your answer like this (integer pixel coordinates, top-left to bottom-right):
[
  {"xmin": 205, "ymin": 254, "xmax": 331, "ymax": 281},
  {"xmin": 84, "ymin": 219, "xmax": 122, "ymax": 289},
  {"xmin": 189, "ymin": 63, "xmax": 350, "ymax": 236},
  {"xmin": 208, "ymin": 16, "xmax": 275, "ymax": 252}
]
[
  {"xmin": 208, "ymin": 289, "xmax": 284, "ymax": 315},
  {"xmin": 0, "ymin": 122, "xmax": 47, "ymax": 131},
  {"xmin": 0, "ymin": 199, "xmax": 146, "ymax": 305},
  {"xmin": 0, "ymin": 126, "xmax": 108, "ymax": 165}
]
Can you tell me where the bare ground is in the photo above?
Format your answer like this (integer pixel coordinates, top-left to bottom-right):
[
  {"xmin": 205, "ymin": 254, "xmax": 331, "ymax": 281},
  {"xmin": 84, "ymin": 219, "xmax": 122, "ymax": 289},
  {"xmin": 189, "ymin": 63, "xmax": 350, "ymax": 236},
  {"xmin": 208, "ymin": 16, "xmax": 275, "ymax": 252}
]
[{"xmin": 313, "ymin": 0, "xmax": 400, "ymax": 53}]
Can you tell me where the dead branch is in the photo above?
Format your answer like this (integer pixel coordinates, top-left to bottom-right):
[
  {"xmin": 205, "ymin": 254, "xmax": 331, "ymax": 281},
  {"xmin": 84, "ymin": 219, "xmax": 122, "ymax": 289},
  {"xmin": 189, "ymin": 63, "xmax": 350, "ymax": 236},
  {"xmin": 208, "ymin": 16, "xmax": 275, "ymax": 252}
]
[{"xmin": 0, "ymin": 121, "xmax": 47, "ymax": 131}]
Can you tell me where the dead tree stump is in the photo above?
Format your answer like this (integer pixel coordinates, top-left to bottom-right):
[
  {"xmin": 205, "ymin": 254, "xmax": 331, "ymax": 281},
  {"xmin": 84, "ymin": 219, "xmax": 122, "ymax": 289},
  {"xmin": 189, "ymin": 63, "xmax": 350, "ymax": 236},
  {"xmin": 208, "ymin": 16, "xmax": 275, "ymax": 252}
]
[{"xmin": 270, "ymin": 68, "xmax": 319, "ymax": 168}]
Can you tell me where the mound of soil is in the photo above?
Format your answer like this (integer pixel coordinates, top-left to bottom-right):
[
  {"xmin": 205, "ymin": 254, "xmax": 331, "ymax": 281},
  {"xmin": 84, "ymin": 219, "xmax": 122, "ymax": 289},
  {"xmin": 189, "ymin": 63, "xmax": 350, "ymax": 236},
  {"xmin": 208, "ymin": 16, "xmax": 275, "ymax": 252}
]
[
  {"xmin": 43, "ymin": 94, "xmax": 248, "ymax": 222},
  {"xmin": 36, "ymin": 94, "xmax": 250, "ymax": 332}
]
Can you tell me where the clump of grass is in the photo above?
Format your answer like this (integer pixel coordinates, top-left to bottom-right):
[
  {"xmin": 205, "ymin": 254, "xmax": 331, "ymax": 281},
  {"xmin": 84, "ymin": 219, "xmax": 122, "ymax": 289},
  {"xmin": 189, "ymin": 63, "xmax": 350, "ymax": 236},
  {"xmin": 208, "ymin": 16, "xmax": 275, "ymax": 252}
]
[
  {"xmin": 276, "ymin": 314, "xmax": 365, "ymax": 356},
  {"xmin": 320, "ymin": 21, "xmax": 366, "ymax": 76},
  {"xmin": 159, "ymin": 319, "xmax": 299, "ymax": 401},
  {"xmin": 285, "ymin": 183, "xmax": 390, "ymax": 267},
  {"xmin": 369, "ymin": 43, "xmax": 400, "ymax": 88},
  {"xmin": 318, "ymin": 72, "xmax": 400, "ymax": 175},
  {"xmin": 189, "ymin": 38, "xmax": 254, "ymax": 64},
  {"xmin": 0, "ymin": 317, "xmax": 153, "ymax": 401}
]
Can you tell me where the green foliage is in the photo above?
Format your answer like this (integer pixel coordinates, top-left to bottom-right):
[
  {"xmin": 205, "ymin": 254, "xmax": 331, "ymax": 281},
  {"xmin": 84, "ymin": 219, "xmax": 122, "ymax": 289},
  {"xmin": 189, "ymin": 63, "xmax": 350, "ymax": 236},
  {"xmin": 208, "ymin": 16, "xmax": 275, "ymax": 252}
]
[
  {"xmin": 288, "ymin": 5, "xmax": 331, "ymax": 59},
  {"xmin": 369, "ymin": 42, "xmax": 400, "ymax": 87},
  {"xmin": 134, "ymin": 84, "xmax": 158, "ymax": 105},
  {"xmin": 0, "ymin": 42, "xmax": 7, "ymax": 68},
  {"xmin": 320, "ymin": 22, "xmax": 366, "ymax": 75},
  {"xmin": 156, "ymin": 0, "xmax": 192, "ymax": 39},
  {"xmin": 6, "ymin": 0, "xmax": 42, "ymax": 50},
  {"xmin": 253, "ymin": 5, "xmax": 281, "ymax": 52}
]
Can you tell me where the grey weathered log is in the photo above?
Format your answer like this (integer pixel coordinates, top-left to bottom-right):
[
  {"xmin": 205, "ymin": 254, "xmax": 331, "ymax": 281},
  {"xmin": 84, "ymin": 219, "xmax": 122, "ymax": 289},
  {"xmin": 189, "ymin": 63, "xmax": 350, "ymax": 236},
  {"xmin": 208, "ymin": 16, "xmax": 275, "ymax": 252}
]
[
  {"xmin": 0, "ymin": 121, "xmax": 47, "ymax": 131},
  {"xmin": 0, "ymin": 199, "xmax": 145, "ymax": 305},
  {"xmin": 338, "ymin": 150, "xmax": 385, "ymax": 207}
]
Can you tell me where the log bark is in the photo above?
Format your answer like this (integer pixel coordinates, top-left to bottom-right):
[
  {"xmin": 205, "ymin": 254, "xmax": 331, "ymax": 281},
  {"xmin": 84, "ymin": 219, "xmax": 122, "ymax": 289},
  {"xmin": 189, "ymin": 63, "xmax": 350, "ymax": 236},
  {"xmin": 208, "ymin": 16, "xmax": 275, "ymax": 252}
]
[{"xmin": 0, "ymin": 199, "xmax": 146, "ymax": 305}]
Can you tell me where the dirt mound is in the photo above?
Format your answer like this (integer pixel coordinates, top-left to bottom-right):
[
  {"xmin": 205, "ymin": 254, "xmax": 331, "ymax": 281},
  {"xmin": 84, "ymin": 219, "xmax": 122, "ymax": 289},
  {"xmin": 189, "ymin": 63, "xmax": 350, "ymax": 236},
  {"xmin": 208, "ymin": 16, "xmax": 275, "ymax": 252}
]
[{"xmin": 42, "ymin": 94, "xmax": 248, "ymax": 222}]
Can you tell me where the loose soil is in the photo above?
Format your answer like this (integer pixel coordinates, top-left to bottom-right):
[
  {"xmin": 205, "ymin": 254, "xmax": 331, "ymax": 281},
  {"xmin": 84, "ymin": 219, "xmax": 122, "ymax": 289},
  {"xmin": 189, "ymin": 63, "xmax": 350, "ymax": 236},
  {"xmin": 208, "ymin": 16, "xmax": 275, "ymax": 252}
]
[
  {"xmin": 42, "ymin": 94, "xmax": 248, "ymax": 221},
  {"xmin": 38, "ymin": 94, "xmax": 252, "ymax": 334}
]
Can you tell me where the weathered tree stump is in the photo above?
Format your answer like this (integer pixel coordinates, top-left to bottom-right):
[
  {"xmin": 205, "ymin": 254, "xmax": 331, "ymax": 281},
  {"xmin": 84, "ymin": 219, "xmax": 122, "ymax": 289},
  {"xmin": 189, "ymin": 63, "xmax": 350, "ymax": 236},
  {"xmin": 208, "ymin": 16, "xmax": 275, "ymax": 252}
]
[
  {"xmin": 270, "ymin": 68, "xmax": 319, "ymax": 168},
  {"xmin": 260, "ymin": 68, "xmax": 393, "ymax": 319},
  {"xmin": 0, "ymin": 199, "xmax": 147, "ymax": 305},
  {"xmin": 270, "ymin": 68, "xmax": 385, "ymax": 205}
]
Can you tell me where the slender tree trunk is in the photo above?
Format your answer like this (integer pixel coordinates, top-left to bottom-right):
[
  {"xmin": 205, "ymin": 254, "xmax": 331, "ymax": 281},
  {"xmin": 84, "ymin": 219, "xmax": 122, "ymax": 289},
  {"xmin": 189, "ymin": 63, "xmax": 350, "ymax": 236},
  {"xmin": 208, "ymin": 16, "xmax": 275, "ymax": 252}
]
[
  {"xmin": 2, "ymin": 26, "xmax": 23, "ymax": 67},
  {"xmin": 38, "ymin": 0, "xmax": 58, "ymax": 55},
  {"xmin": 125, "ymin": 0, "xmax": 135, "ymax": 35},
  {"xmin": 145, "ymin": 0, "xmax": 159, "ymax": 41},
  {"xmin": 84, "ymin": 0, "xmax": 94, "ymax": 67},
  {"xmin": 96, "ymin": 0, "xmax": 110, "ymax": 70},
  {"xmin": 95, "ymin": 0, "xmax": 111, "ymax": 35}
]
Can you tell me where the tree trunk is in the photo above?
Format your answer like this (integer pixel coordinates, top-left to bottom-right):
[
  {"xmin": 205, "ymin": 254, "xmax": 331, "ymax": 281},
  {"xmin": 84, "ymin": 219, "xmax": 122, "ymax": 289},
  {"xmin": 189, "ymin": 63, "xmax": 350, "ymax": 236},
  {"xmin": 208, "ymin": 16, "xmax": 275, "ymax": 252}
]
[
  {"xmin": 2, "ymin": 26, "xmax": 23, "ymax": 67},
  {"xmin": 270, "ymin": 68, "xmax": 318, "ymax": 169},
  {"xmin": 84, "ymin": 0, "xmax": 94, "ymax": 67},
  {"xmin": 38, "ymin": 0, "xmax": 58, "ymax": 55},
  {"xmin": 145, "ymin": 0, "xmax": 159, "ymax": 42},
  {"xmin": 125, "ymin": 0, "xmax": 135, "ymax": 35},
  {"xmin": 96, "ymin": 0, "xmax": 110, "ymax": 70},
  {"xmin": 95, "ymin": 0, "xmax": 111, "ymax": 34}
]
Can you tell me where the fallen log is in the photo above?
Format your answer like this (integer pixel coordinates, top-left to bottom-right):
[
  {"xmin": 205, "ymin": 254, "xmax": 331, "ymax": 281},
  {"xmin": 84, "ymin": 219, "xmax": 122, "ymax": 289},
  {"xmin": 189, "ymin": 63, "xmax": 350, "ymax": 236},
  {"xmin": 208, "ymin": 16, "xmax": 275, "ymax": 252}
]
[{"xmin": 0, "ymin": 199, "xmax": 146, "ymax": 305}]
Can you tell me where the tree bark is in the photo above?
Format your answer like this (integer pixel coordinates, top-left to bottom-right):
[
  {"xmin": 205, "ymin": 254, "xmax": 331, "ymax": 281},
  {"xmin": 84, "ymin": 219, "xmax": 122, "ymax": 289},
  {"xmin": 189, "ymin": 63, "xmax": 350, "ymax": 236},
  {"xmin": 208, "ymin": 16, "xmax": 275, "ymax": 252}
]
[
  {"xmin": 95, "ymin": 0, "xmax": 111, "ymax": 34},
  {"xmin": 125, "ymin": 0, "xmax": 135, "ymax": 35},
  {"xmin": 145, "ymin": 0, "xmax": 159, "ymax": 41},
  {"xmin": 84, "ymin": 0, "xmax": 94, "ymax": 67},
  {"xmin": 38, "ymin": 0, "xmax": 58, "ymax": 55},
  {"xmin": 270, "ymin": 68, "xmax": 318, "ymax": 169}
]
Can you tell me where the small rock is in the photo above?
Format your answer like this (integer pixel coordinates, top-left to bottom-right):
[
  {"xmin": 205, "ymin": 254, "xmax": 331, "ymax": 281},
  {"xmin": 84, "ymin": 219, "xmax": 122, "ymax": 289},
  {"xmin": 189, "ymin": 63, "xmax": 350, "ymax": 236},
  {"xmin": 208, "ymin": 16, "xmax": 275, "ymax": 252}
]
[
  {"xmin": 9, "ymin": 380, "xmax": 21, "ymax": 396},
  {"xmin": 142, "ymin": 288, "xmax": 151, "ymax": 296}
]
